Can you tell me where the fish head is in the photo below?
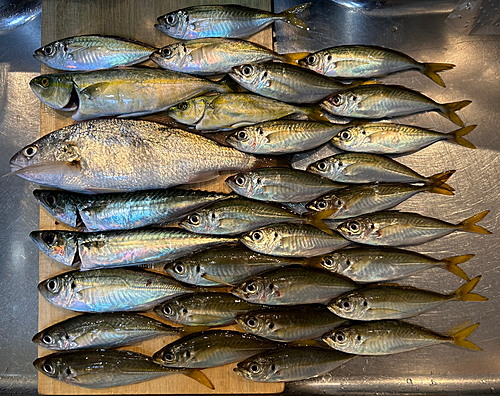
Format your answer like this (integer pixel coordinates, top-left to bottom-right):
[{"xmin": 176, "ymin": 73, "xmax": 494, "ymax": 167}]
[
  {"xmin": 155, "ymin": 10, "xmax": 189, "ymax": 39},
  {"xmin": 331, "ymin": 126, "xmax": 367, "ymax": 150},
  {"xmin": 320, "ymin": 91, "xmax": 359, "ymax": 117},
  {"xmin": 180, "ymin": 208, "xmax": 219, "ymax": 234},
  {"xmin": 33, "ymin": 190, "xmax": 80, "ymax": 229},
  {"xmin": 327, "ymin": 290, "xmax": 369, "ymax": 320},
  {"xmin": 336, "ymin": 216, "xmax": 375, "ymax": 243},
  {"xmin": 38, "ymin": 272, "xmax": 75, "ymax": 309},
  {"xmin": 240, "ymin": 226, "xmax": 281, "ymax": 256},
  {"xmin": 164, "ymin": 258, "xmax": 202, "ymax": 285},
  {"xmin": 229, "ymin": 64, "xmax": 270, "ymax": 92},
  {"xmin": 226, "ymin": 125, "xmax": 266, "ymax": 153},
  {"xmin": 30, "ymin": 230, "xmax": 79, "ymax": 267},
  {"xmin": 225, "ymin": 172, "xmax": 261, "ymax": 199},
  {"xmin": 307, "ymin": 156, "xmax": 343, "ymax": 180},
  {"xmin": 34, "ymin": 353, "xmax": 77, "ymax": 384},
  {"xmin": 32, "ymin": 328, "xmax": 73, "ymax": 351},
  {"xmin": 322, "ymin": 326, "xmax": 360, "ymax": 353},
  {"xmin": 167, "ymin": 97, "xmax": 207, "ymax": 126},
  {"xmin": 298, "ymin": 52, "xmax": 327, "ymax": 75},
  {"xmin": 317, "ymin": 252, "xmax": 350, "ymax": 274},
  {"xmin": 153, "ymin": 343, "xmax": 194, "ymax": 367},
  {"xmin": 234, "ymin": 355, "xmax": 277, "ymax": 382},
  {"xmin": 154, "ymin": 299, "xmax": 186, "ymax": 324},
  {"xmin": 33, "ymin": 41, "xmax": 67, "ymax": 69},
  {"xmin": 232, "ymin": 276, "xmax": 267, "ymax": 304},
  {"xmin": 235, "ymin": 312, "xmax": 276, "ymax": 338},
  {"xmin": 150, "ymin": 43, "xmax": 184, "ymax": 70},
  {"xmin": 30, "ymin": 74, "xmax": 74, "ymax": 110},
  {"xmin": 306, "ymin": 193, "xmax": 343, "ymax": 218}
]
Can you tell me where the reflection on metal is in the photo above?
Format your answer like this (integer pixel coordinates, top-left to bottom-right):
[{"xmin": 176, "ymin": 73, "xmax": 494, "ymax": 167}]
[
  {"xmin": 445, "ymin": 0, "xmax": 500, "ymax": 35},
  {"xmin": 330, "ymin": 0, "xmax": 456, "ymax": 15},
  {"xmin": 0, "ymin": 0, "xmax": 41, "ymax": 35}
]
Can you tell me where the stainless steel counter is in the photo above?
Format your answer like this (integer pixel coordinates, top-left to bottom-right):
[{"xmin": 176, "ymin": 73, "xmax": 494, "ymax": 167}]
[{"xmin": 1, "ymin": 0, "xmax": 499, "ymax": 394}]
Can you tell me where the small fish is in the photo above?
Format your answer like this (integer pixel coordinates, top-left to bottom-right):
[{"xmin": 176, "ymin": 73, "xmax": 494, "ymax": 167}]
[
  {"xmin": 153, "ymin": 330, "xmax": 277, "ymax": 368},
  {"xmin": 164, "ymin": 246, "xmax": 308, "ymax": 287},
  {"xmin": 226, "ymin": 120, "xmax": 348, "ymax": 154},
  {"xmin": 316, "ymin": 247, "xmax": 473, "ymax": 282},
  {"xmin": 306, "ymin": 180, "xmax": 455, "ymax": 221},
  {"xmin": 330, "ymin": 123, "xmax": 477, "ymax": 154},
  {"xmin": 323, "ymin": 321, "xmax": 482, "ymax": 355},
  {"xmin": 151, "ymin": 38, "xmax": 306, "ymax": 75},
  {"xmin": 29, "ymin": 68, "xmax": 233, "ymax": 121},
  {"xmin": 234, "ymin": 346, "xmax": 356, "ymax": 382},
  {"xmin": 154, "ymin": 293, "xmax": 263, "ymax": 327},
  {"xmin": 30, "ymin": 228, "xmax": 237, "ymax": 269},
  {"xmin": 327, "ymin": 276, "xmax": 487, "ymax": 320},
  {"xmin": 241, "ymin": 224, "xmax": 351, "ymax": 258},
  {"xmin": 167, "ymin": 93, "xmax": 328, "ymax": 131},
  {"xmin": 32, "ymin": 313, "xmax": 182, "ymax": 350},
  {"xmin": 10, "ymin": 119, "xmax": 265, "ymax": 193},
  {"xmin": 34, "ymin": 35, "xmax": 156, "ymax": 71},
  {"xmin": 38, "ymin": 268, "xmax": 195, "ymax": 312},
  {"xmin": 230, "ymin": 62, "xmax": 358, "ymax": 103},
  {"xmin": 232, "ymin": 266, "xmax": 358, "ymax": 305},
  {"xmin": 320, "ymin": 84, "xmax": 471, "ymax": 127},
  {"xmin": 33, "ymin": 188, "xmax": 235, "ymax": 231},
  {"xmin": 34, "ymin": 349, "xmax": 214, "ymax": 389},
  {"xmin": 155, "ymin": 3, "xmax": 310, "ymax": 40},
  {"xmin": 336, "ymin": 210, "xmax": 491, "ymax": 246},
  {"xmin": 226, "ymin": 167, "xmax": 346, "ymax": 203},
  {"xmin": 298, "ymin": 45, "xmax": 455, "ymax": 87},
  {"xmin": 235, "ymin": 305, "xmax": 347, "ymax": 342},
  {"xmin": 306, "ymin": 152, "xmax": 456, "ymax": 187}
]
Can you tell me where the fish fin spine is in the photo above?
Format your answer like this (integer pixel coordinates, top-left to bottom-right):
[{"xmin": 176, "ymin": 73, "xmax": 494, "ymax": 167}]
[
  {"xmin": 458, "ymin": 210, "xmax": 491, "ymax": 234},
  {"xmin": 453, "ymin": 276, "xmax": 488, "ymax": 301},
  {"xmin": 439, "ymin": 100, "xmax": 472, "ymax": 127},
  {"xmin": 421, "ymin": 62, "xmax": 455, "ymax": 87},
  {"xmin": 440, "ymin": 254, "xmax": 474, "ymax": 281},
  {"xmin": 448, "ymin": 125, "xmax": 477, "ymax": 149},
  {"xmin": 279, "ymin": 2, "xmax": 311, "ymax": 30}
]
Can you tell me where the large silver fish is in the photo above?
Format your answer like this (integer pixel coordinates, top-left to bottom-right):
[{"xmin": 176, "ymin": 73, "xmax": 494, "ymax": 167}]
[
  {"xmin": 38, "ymin": 268, "xmax": 196, "ymax": 312},
  {"xmin": 10, "ymin": 119, "xmax": 264, "ymax": 193},
  {"xmin": 155, "ymin": 3, "xmax": 310, "ymax": 40},
  {"xmin": 29, "ymin": 68, "xmax": 232, "ymax": 121},
  {"xmin": 33, "ymin": 35, "xmax": 156, "ymax": 71}
]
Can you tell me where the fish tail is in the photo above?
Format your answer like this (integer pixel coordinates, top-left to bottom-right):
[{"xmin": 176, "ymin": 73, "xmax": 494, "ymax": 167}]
[
  {"xmin": 450, "ymin": 322, "xmax": 482, "ymax": 351},
  {"xmin": 305, "ymin": 104, "xmax": 331, "ymax": 122},
  {"xmin": 458, "ymin": 210, "xmax": 492, "ymax": 234},
  {"xmin": 304, "ymin": 211, "xmax": 335, "ymax": 235},
  {"xmin": 421, "ymin": 62, "xmax": 455, "ymax": 87},
  {"xmin": 216, "ymin": 75, "xmax": 245, "ymax": 93},
  {"xmin": 439, "ymin": 100, "xmax": 472, "ymax": 127},
  {"xmin": 440, "ymin": 254, "xmax": 474, "ymax": 281},
  {"xmin": 447, "ymin": 125, "xmax": 477, "ymax": 149},
  {"xmin": 282, "ymin": 51, "xmax": 313, "ymax": 65},
  {"xmin": 182, "ymin": 369, "xmax": 215, "ymax": 390},
  {"xmin": 427, "ymin": 170, "xmax": 456, "ymax": 195},
  {"xmin": 278, "ymin": 2, "xmax": 311, "ymax": 30},
  {"xmin": 453, "ymin": 276, "xmax": 488, "ymax": 302}
]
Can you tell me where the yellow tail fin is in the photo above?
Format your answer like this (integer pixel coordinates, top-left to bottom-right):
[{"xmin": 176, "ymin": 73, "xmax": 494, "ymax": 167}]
[
  {"xmin": 453, "ymin": 276, "xmax": 488, "ymax": 301},
  {"xmin": 458, "ymin": 210, "xmax": 492, "ymax": 234},
  {"xmin": 450, "ymin": 322, "xmax": 482, "ymax": 351},
  {"xmin": 305, "ymin": 210, "xmax": 335, "ymax": 235},
  {"xmin": 427, "ymin": 170, "xmax": 456, "ymax": 195},
  {"xmin": 305, "ymin": 105, "xmax": 331, "ymax": 122},
  {"xmin": 282, "ymin": 52, "xmax": 312, "ymax": 64},
  {"xmin": 183, "ymin": 369, "xmax": 215, "ymax": 390},
  {"xmin": 439, "ymin": 100, "xmax": 472, "ymax": 127},
  {"xmin": 447, "ymin": 125, "xmax": 477, "ymax": 149},
  {"xmin": 440, "ymin": 254, "xmax": 474, "ymax": 281},
  {"xmin": 279, "ymin": 2, "xmax": 311, "ymax": 30},
  {"xmin": 421, "ymin": 62, "xmax": 455, "ymax": 87}
]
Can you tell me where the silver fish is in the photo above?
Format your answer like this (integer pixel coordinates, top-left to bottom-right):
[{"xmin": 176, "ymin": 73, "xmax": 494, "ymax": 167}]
[
  {"xmin": 10, "ymin": 119, "xmax": 263, "ymax": 193},
  {"xmin": 34, "ymin": 35, "xmax": 156, "ymax": 71}
]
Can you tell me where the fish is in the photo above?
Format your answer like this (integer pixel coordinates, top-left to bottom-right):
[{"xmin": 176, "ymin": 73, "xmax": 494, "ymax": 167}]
[
  {"xmin": 336, "ymin": 210, "xmax": 491, "ymax": 246},
  {"xmin": 166, "ymin": 93, "xmax": 329, "ymax": 131},
  {"xmin": 240, "ymin": 224, "xmax": 351, "ymax": 258},
  {"xmin": 315, "ymin": 247, "xmax": 473, "ymax": 282},
  {"xmin": 306, "ymin": 152, "xmax": 456, "ymax": 187},
  {"xmin": 306, "ymin": 180, "xmax": 455, "ymax": 221},
  {"xmin": 322, "ymin": 320, "xmax": 482, "ymax": 355},
  {"xmin": 9, "ymin": 119, "xmax": 267, "ymax": 193},
  {"xmin": 33, "ymin": 188, "xmax": 236, "ymax": 231},
  {"xmin": 155, "ymin": 3, "xmax": 310, "ymax": 40},
  {"xmin": 38, "ymin": 268, "xmax": 196, "ymax": 312},
  {"xmin": 330, "ymin": 123, "xmax": 477, "ymax": 154},
  {"xmin": 320, "ymin": 84, "xmax": 471, "ymax": 127},
  {"xmin": 229, "ymin": 62, "xmax": 359, "ymax": 103},
  {"xmin": 226, "ymin": 167, "xmax": 346, "ymax": 203},
  {"xmin": 151, "ymin": 38, "xmax": 306, "ymax": 75},
  {"xmin": 234, "ymin": 346, "xmax": 356, "ymax": 382},
  {"xmin": 226, "ymin": 120, "xmax": 348, "ymax": 154},
  {"xmin": 235, "ymin": 305, "xmax": 347, "ymax": 342},
  {"xmin": 232, "ymin": 266, "xmax": 358, "ymax": 305},
  {"xmin": 327, "ymin": 276, "xmax": 487, "ymax": 320},
  {"xmin": 298, "ymin": 45, "xmax": 455, "ymax": 87},
  {"xmin": 179, "ymin": 197, "xmax": 330, "ymax": 236},
  {"xmin": 29, "ymin": 68, "xmax": 233, "ymax": 121},
  {"xmin": 30, "ymin": 228, "xmax": 237, "ymax": 269},
  {"xmin": 34, "ymin": 349, "xmax": 214, "ymax": 389},
  {"xmin": 154, "ymin": 293, "xmax": 263, "ymax": 327},
  {"xmin": 152, "ymin": 330, "xmax": 277, "ymax": 368},
  {"xmin": 32, "ymin": 313, "xmax": 182, "ymax": 350},
  {"xmin": 33, "ymin": 35, "xmax": 156, "ymax": 71},
  {"xmin": 164, "ymin": 246, "xmax": 309, "ymax": 287}
]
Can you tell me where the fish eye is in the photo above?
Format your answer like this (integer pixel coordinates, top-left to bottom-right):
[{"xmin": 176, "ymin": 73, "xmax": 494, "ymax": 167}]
[
  {"xmin": 40, "ymin": 77, "xmax": 50, "ymax": 88},
  {"xmin": 322, "ymin": 256, "xmax": 334, "ymax": 268},
  {"xmin": 177, "ymin": 102, "xmax": 188, "ymax": 111},
  {"xmin": 166, "ymin": 14, "xmax": 177, "ymax": 25},
  {"xmin": 163, "ymin": 351, "xmax": 175, "ymax": 362},
  {"xmin": 340, "ymin": 130, "xmax": 351, "ymax": 140},
  {"xmin": 348, "ymin": 221, "xmax": 360, "ymax": 233},
  {"xmin": 237, "ymin": 131, "xmax": 248, "ymax": 140},
  {"xmin": 306, "ymin": 55, "xmax": 316, "ymax": 65},
  {"xmin": 242, "ymin": 65, "xmax": 254, "ymax": 76},
  {"xmin": 251, "ymin": 231, "xmax": 263, "ymax": 242},
  {"xmin": 340, "ymin": 299, "xmax": 352, "ymax": 311},
  {"xmin": 250, "ymin": 363, "xmax": 262, "ymax": 373},
  {"xmin": 160, "ymin": 47, "xmax": 172, "ymax": 58},
  {"xmin": 245, "ymin": 282, "xmax": 257, "ymax": 293},
  {"xmin": 42, "ymin": 232, "xmax": 57, "ymax": 247},
  {"xmin": 174, "ymin": 263, "xmax": 185, "ymax": 275},
  {"xmin": 42, "ymin": 362, "xmax": 55, "ymax": 375},
  {"xmin": 188, "ymin": 214, "xmax": 201, "ymax": 225},
  {"xmin": 331, "ymin": 94, "xmax": 342, "ymax": 106},
  {"xmin": 235, "ymin": 176, "xmax": 246, "ymax": 186},
  {"xmin": 246, "ymin": 317, "xmax": 259, "ymax": 328},
  {"xmin": 162, "ymin": 305, "xmax": 173, "ymax": 316},
  {"xmin": 316, "ymin": 200, "xmax": 327, "ymax": 210},
  {"xmin": 23, "ymin": 145, "xmax": 38, "ymax": 158},
  {"xmin": 42, "ymin": 45, "xmax": 54, "ymax": 56},
  {"xmin": 44, "ymin": 193, "xmax": 57, "ymax": 208},
  {"xmin": 46, "ymin": 278, "xmax": 60, "ymax": 293},
  {"xmin": 42, "ymin": 334, "xmax": 54, "ymax": 345},
  {"xmin": 334, "ymin": 331, "xmax": 347, "ymax": 344},
  {"xmin": 316, "ymin": 161, "xmax": 327, "ymax": 171}
]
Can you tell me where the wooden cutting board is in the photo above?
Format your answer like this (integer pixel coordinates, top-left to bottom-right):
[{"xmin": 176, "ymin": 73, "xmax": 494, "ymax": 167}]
[{"xmin": 38, "ymin": 0, "xmax": 283, "ymax": 394}]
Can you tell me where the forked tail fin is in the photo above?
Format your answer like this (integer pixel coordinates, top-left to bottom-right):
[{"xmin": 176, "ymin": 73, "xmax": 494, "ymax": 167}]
[
  {"xmin": 304, "ymin": 210, "xmax": 336, "ymax": 235},
  {"xmin": 447, "ymin": 125, "xmax": 477, "ymax": 149},
  {"xmin": 452, "ymin": 276, "xmax": 488, "ymax": 302},
  {"xmin": 458, "ymin": 210, "xmax": 491, "ymax": 234},
  {"xmin": 449, "ymin": 322, "xmax": 482, "ymax": 351},
  {"xmin": 440, "ymin": 254, "xmax": 473, "ymax": 281},
  {"xmin": 427, "ymin": 170, "xmax": 456, "ymax": 195},
  {"xmin": 421, "ymin": 62, "xmax": 455, "ymax": 87},
  {"xmin": 305, "ymin": 104, "xmax": 331, "ymax": 122},
  {"xmin": 279, "ymin": 2, "xmax": 311, "ymax": 30},
  {"xmin": 439, "ymin": 100, "xmax": 472, "ymax": 127},
  {"xmin": 183, "ymin": 369, "xmax": 215, "ymax": 390}
]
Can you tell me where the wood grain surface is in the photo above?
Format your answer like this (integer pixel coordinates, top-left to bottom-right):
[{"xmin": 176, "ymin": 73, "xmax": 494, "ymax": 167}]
[{"xmin": 38, "ymin": 0, "xmax": 283, "ymax": 394}]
